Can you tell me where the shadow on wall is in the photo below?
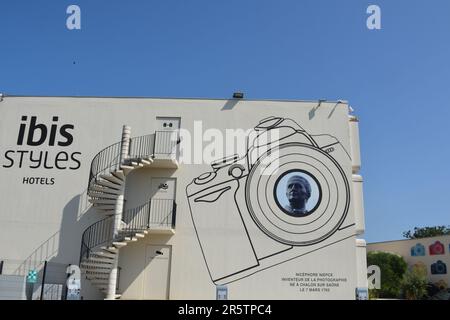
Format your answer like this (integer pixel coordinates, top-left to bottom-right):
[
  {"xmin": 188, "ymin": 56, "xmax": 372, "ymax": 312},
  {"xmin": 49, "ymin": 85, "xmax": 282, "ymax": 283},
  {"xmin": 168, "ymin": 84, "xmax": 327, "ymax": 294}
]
[
  {"xmin": 124, "ymin": 168, "xmax": 178, "ymax": 207},
  {"xmin": 221, "ymin": 99, "xmax": 240, "ymax": 111},
  {"xmin": 308, "ymin": 101, "xmax": 342, "ymax": 120},
  {"xmin": 10, "ymin": 188, "xmax": 104, "ymax": 300}
]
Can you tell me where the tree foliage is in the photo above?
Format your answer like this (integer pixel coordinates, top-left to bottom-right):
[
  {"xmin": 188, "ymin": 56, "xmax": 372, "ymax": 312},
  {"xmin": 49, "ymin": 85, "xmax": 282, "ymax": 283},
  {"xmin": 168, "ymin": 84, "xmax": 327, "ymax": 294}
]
[
  {"xmin": 367, "ymin": 251, "xmax": 408, "ymax": 299},
  {"xmin": 401, "ymin": 267, "xmax": 428, "ymax": 300},
  {"xmin": 403, "ymin": 226, "xmax": 450, "ymax": 239}
]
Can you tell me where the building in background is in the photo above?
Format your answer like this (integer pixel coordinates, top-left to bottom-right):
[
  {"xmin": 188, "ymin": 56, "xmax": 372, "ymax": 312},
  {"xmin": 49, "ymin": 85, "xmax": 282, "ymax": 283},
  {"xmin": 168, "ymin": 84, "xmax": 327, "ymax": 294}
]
[
  {"xmin": 367, "ymin": 235, "xmax": 450, "ymax": 290},
  {"xmin": 0, "ymin": 95, "xmax": 367, "ymax": 300}
]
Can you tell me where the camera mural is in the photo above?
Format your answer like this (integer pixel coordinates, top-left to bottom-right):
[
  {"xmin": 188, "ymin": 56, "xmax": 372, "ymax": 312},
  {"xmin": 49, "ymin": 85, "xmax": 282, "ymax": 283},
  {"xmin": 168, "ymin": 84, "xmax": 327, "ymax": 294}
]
[
  {"xmin": 410, "ymin": 241, "xmax": 448, "ymax": 275},
  {"xmin": 411, "ymin": 243, "xmax": 426, "ymax": 257},
  {"xmin": 186, "ymin": 117, "xmax": 354, "ymax": 285},
  {"xmin": 429, "ymin": 241, "xmax": 445, "ymax": 255}
]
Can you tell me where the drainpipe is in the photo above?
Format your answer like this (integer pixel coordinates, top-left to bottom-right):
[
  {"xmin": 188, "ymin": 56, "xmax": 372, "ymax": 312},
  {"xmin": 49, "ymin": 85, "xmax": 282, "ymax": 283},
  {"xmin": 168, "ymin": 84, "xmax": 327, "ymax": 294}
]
[{"xmin": 106, "ymin": 125, "xmax": 130, "ymax": 300}]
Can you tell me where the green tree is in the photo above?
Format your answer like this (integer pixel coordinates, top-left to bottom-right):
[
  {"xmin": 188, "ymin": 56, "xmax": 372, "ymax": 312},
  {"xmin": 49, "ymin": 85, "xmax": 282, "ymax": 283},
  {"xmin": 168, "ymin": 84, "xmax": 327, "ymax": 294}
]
[
  {"xmin": 403, "ymin": 226, "xmax": 450, "ymax": 239},
  {"xmin": 401, "ymin": 267, "xmax": 428, "ymax": 300},
  {"xmin": 367, "ymin": 251, "xmax": 408, "ymax": 299}
]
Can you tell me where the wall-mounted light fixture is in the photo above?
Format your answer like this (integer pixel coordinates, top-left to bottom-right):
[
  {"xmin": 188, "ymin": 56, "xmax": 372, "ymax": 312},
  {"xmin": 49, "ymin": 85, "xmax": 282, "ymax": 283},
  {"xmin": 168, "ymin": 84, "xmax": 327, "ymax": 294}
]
[{"xmin": 233, "ymin": 92, "xmax": 244, "ymax": 99}]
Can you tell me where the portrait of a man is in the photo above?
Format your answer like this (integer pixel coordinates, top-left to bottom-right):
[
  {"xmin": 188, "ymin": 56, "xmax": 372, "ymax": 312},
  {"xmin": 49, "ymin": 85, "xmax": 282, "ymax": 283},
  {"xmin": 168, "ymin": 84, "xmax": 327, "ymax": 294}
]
[{"xmin": 283, "ymin": 175, "xmax": 311, "ymax": 216}]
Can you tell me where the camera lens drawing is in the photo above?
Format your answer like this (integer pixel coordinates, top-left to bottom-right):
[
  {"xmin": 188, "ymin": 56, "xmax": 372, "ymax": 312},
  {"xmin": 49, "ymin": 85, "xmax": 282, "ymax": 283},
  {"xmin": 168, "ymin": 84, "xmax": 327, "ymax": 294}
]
[{"xmin": 246, "ymin": 142, "xmax": 350, "ymax": 246}]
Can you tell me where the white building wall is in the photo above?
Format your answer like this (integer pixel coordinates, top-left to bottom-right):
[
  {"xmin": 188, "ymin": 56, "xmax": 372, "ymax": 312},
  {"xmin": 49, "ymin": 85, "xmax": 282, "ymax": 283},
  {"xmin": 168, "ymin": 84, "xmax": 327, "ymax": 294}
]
[{"xmin": 0, "ymin": 96, "xmax": 363, "ymax": 299}]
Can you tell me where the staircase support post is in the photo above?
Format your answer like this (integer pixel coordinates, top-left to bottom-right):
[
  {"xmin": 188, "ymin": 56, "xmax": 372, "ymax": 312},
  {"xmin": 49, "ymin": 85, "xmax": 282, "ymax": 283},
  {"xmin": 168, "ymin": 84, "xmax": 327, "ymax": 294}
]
[
  {"xmin": 106, "ymin": 125, "xmax": 130, "ymax": 300},
  {"xmin": 120, "ymin": 125, "xmax": 131, "ymax": 164}
]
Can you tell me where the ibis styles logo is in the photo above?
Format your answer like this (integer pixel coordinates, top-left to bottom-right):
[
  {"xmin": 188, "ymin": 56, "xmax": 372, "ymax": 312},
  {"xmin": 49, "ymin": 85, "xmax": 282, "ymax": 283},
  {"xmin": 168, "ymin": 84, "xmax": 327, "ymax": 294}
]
[{"xmin": 1, "ymin": 116, "xmax": 82, "ymax": 185}]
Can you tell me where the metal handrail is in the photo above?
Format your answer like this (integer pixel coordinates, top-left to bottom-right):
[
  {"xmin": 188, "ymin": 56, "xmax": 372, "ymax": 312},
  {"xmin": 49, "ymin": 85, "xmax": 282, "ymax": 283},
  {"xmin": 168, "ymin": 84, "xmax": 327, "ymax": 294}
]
[
  {"xmin": 79, "ymin": 199, "xmax": 177, "ymax": 264},
  {"xmin": 122, "ymin": 199, "xmax": 176, "ymax": 236},
  {"xmin": 88, "ymin": 131, "xmax": 178, "ymax": 191},
  {"xmin": 88, "ymin": 141, "xmax": 122, "ymax": 190},
  {"xmin": 80, "ymin": 216, "xmax": 114, "ymax": 263},
  {"xmin": 128, "ymin": 134, "xmax": 155, "ymax": 160},
  {"xmin": 154, "ymin": 131, "xmax": 179, "ymax": 156}
]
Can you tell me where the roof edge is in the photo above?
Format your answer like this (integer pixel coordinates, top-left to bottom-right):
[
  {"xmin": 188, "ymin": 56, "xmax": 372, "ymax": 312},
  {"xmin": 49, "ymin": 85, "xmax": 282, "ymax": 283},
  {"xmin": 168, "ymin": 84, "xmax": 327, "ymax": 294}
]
[{"xmin": 0, "ymin": 93, "xmax": 349, "ymax": 105}]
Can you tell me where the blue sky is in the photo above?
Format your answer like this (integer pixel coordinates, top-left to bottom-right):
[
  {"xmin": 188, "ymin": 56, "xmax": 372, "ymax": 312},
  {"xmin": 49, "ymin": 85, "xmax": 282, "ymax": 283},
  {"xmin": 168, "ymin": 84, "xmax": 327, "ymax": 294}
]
[{"xmin": 1, "ymin": 0, "xmax": 449, "ymax": 243}]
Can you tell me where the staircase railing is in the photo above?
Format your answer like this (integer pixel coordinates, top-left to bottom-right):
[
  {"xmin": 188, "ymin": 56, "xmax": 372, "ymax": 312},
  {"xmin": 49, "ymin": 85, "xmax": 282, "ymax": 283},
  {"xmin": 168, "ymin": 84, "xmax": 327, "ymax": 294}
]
[
  {"xmin": 88, "ymin": 141, "xmax": 122, "ymax": 190},
  {"xmin": 80, "ymin": 216, "xmax": 115, "ymax": 263},
  {"xmin": 128, "ymin": 134, "xmax": 155, "ymax": 160},
  {"xmin": 80, "ymin": 199, "xmax": 177, "ymax": 264},
  {"xmin": 154, "ymin": 131, "xmax": 179, "ymax": 156},
  {"xmin": 121, "ymin": 199, "xmax": 176, "ymax": 236},
  {"xmin": 88, "ymin": 131, "xmax": 178, "ymax": 191}
]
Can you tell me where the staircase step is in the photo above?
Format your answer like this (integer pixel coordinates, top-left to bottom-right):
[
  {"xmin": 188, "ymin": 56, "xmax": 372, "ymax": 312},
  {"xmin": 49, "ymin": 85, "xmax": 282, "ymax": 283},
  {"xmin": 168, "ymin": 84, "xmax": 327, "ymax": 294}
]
[
  {"xmin": 96, "ymin": 179, "xmax": 122, "ymax": 190},
  {"xmin": 89, "ymin": 252, "xmax": 115, "ymax": 258},
  {"xmin": 120, "ymin": 165, "xmax": 134, "ymax": 175},
  {"xmin": 100, "ymin": 174, "xmax": 124, "ymax": 185},
  {"xmin": 82, "ymin": 265, "xmax": 113, "ymax": 271},
  {"xmin": 84, "ymin": 269, "xmax": 112, "ymax": 275},
  {"xmin": 82, "ymin": 259, "xmax": 114, "ymax": 266},
  {"xmin": 88, "ymin": 193, "xmax": 119, "ymax": 200},
  {"xmin": 85, "ymin": 270, "xmax": 111, "ymax": 275},
  {"xmin": 135, "ymin": 233, "xmax": 145, "ymax": 238},
  {"xmin": 89, "ymin": 198, "xmax": 117, "ymax": 205},
  {"xmin": 88, "ymin": 259, "xmax": 114, "ymax": 264},
  {"xmin": 112, "ymin": 170, "xmax": 125, "ymax": 181},
  {"xmin": 124, "ymin": 237, "xmax": 138, "ymax": 242},
  {"xmin": 91, "ymin": 280, "xmax": 110, "ymax": 285},
  {"xmin": 83, "ymin": 261, "xmax": 111, "ymax": 267},
  {"xmin": 126, "ymin": 160, "xmax": 144, "ymax": 168},
  {"xmin": 96, "ymin": 251, "xmax": 117, "ymax": 259},
  {"xmin": 85, "ymin": 258, "xmax": 114, "ymax": 265},
  {"xmin": 113, "ymin": 242, "xmax": 127, "ymax": 248},
  {"xmin": 141, "ymin": 159, "xmax": 152, "ymax": 166},
  {"xmin": 89, "ymin": 185, "xmax": 122, "ymax": 195},
  {"xmin": 89, "ymin": 276, "xmax": 110, "ymax": 281},
  {"xmin": 101, "ymin": 246, "xmax": 118, "ymax": 253}
]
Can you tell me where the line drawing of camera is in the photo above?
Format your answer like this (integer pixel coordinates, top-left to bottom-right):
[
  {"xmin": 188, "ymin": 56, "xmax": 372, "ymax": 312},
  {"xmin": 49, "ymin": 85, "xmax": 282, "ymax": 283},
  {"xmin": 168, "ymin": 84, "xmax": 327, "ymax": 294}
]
[
  {"xmin": 410, "ymin": 243, "xmax": 426, "ymax": 256},
  {"xmin": 429, "ymin": 241, "xmax": 445, "ymax": 255},
  {"xmin": 186, "ymin": 116, "xmax": 354, "ymax": 285},
  {"xmin": 431, "ymin": 260, "xmax": 447, "ymax": 275}
]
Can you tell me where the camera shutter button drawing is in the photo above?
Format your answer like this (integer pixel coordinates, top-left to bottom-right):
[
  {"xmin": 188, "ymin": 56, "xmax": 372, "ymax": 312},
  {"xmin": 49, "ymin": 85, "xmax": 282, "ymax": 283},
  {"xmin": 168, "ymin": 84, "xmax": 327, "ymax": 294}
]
[
  {"xmin": 255, "ymin": 117, "xmax": 284, "ymax": 130},
  {"xmin": 194, "ymin": 172, "xmax": 217, "ymax": 185},
  {"xmin": 228, "ymin": 164, "xmax": 245, "ymax": 179}
]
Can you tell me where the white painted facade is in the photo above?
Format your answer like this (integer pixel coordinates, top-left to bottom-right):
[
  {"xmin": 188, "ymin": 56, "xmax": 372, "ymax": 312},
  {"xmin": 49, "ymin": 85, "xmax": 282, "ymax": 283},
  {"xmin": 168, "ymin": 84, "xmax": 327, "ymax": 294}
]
[{"xmin": 0, "ymin": 96, "xmax": 367, "ymax": 299}]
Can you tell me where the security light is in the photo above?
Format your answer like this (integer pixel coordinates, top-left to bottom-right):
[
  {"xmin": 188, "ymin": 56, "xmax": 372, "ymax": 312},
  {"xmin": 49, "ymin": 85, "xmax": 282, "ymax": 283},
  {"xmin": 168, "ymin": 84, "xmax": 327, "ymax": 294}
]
[{"xmin": 233, "ymin": 92, "xmax": 244, "ymax": 99}]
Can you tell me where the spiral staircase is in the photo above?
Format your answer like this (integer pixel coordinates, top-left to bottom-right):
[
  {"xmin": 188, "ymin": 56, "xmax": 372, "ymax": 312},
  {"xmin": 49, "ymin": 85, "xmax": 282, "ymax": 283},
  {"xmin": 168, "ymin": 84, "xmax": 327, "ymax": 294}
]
[{"xmin": 79, "ymin": 129, "xmax": 178, "ymax": 299}]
